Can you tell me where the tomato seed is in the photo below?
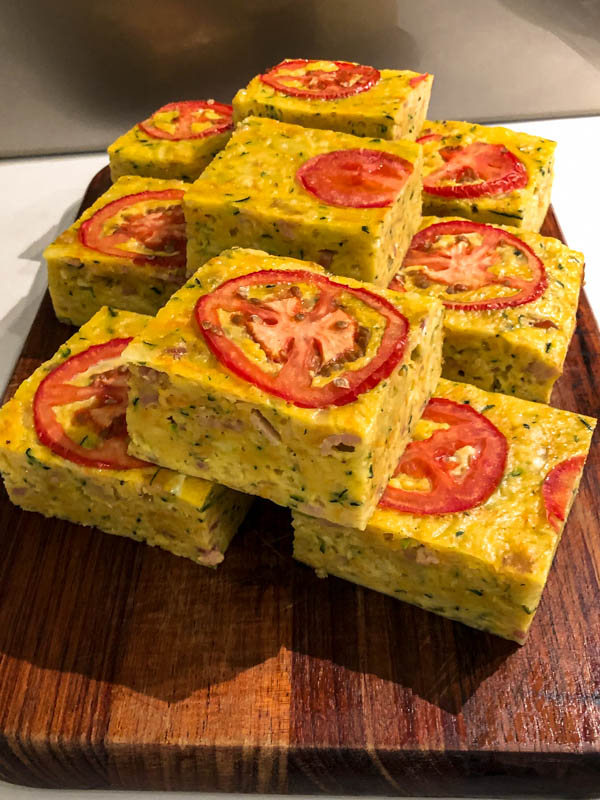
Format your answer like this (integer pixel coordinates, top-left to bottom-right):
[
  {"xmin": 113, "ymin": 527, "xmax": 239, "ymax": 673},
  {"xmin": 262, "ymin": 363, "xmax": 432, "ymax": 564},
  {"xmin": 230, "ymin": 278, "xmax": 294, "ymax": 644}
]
[{"xmin": 333, "ymin": 377, "xmax": 350, "ymax": 388}]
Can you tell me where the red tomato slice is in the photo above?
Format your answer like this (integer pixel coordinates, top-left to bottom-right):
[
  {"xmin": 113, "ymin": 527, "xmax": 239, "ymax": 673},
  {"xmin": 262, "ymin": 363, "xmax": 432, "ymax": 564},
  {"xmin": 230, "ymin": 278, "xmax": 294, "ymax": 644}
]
[
  {"xmin": 542, "ymin": 456, "xmax": 585, "ymax": 532},
  {"xmin": 416, "ymin": 131, "xmax": 443, "ymax": 144},
  {"xmin": 391, "ymin": 220, "xmax": 547, "ymax": 311},
  {"xmin": 424, "ymin": 142, "xmax": 528, "ymax": 198},
  {"xmin": 409, "ymin": 73, "xmax": 429, "ymax": 88},
  {"xmin": 138, "ymin": 100, "xmax": 233, "ymax": 140},
  {"xmin": 79, "ymin": 189, "xmax": 186, "ymax": 268},
  {"xmin": 379, "ymin": 398, "xmax": 508, "ymax": 515},
  {"xmin": 297, "ymin": 149, "xmax": 413, "ymax": 208},
  {"xmin": 34, "ymin": 339, "xmax": 148, "ymax": 470},
  {"xmin": 195, "ymin": 269, "xmax": 409, "ymax": 408},
  {"xmin": 259, "ymin": 59, "xmax": 380, "ymax": 99}
]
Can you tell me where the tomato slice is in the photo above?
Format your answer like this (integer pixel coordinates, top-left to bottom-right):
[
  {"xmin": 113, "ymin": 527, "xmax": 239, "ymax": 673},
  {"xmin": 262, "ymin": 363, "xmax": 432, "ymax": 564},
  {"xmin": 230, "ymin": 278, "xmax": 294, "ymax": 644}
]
[
  {"xmin": 79, "ymin": 189, "xmax": 186, "ymax": 268},
  {"xmin": 424, "ymin": 142, "xmax": 528, "ymax": 198},
  {"xmin": 195, "ymin": 269, "xmax": 409, "ymax": 408},
  {"xmin": 259, "ymin": 59, "xmax": 380, "ymax": 99},
  {"xmin": 409, "ymin": 73, "xmax": 429, "ymax": 88},
  {"xmin": 379, "ymin": 398, "xmax": 508, "ymax": 515},
  {"xmin": 138, "ymin": 100, "xmax": 233, "ymax": 140},
  {"xmin": 34, "ymin": 339, "xmax": 149, "ymax": 470},
  {"xmin": 542, "ymin": 456, "xmax": 586, "ymax": 532},
  {"xmin": 416, "ymin": 131, "xmax": 443, "ymax": 144},
  {"xmin": 297, "ymin": 149, "xmax": 413, "ymax": 208},
  {"xmin": 390, "ymin": 220, "xmax": 547, "ymax": 311}
]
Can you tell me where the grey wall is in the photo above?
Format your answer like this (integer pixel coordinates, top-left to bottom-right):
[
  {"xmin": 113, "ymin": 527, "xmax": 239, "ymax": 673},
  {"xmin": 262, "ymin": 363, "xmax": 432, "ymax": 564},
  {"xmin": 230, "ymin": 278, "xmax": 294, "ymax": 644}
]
[{"xmin": 2, "ymin": 0, "xmax": 599, "ymax": 157}]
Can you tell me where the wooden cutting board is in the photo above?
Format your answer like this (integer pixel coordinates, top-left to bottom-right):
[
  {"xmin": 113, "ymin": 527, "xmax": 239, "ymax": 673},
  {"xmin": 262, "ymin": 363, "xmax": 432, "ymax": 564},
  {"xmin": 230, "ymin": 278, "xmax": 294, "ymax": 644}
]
[{"xmin": 0, "ymin": 168, "xmax": 599, "ymax": 796}]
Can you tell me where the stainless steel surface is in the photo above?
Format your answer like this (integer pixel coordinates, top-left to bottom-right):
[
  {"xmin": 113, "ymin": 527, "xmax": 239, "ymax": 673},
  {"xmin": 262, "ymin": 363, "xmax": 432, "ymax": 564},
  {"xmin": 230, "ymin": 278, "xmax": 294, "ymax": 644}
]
[{"xmin": 1, "ymin": 0, "xmax": 599, "ymax": 157}]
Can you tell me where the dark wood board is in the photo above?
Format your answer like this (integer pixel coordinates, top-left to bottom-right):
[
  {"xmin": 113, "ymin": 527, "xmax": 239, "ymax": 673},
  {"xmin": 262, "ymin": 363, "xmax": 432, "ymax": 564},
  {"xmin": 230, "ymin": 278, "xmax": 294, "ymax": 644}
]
[{"xmin": 0, "ymin": 166, "xmax": 599, "ymax": 797}]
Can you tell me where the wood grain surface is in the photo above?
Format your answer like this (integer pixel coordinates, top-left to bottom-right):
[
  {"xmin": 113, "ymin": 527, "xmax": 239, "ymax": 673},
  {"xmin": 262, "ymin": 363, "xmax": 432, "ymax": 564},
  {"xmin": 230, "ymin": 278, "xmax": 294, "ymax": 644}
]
[{"xmin": 0, "ymin": 166, "xmax": 599, "ymax": 796}]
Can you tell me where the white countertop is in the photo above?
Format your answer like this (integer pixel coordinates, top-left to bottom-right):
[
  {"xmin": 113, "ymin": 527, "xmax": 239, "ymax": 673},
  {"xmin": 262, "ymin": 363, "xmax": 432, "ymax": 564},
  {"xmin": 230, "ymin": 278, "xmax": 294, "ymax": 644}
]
[{"xmin": 0, "ymin": 117, "xmax": 599, "ymax": 799}]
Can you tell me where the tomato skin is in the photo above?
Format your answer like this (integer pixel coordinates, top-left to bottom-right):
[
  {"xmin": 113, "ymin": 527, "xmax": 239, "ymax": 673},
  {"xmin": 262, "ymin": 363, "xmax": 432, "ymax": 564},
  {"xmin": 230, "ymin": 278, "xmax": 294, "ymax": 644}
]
[
  {"xmin": 139, "ymin": 100, "xmax": 233, "ymax": 140},
  {"xmin": 379, "ymin": 398, "xmax": 508, "ymax": 515},
  {"xmin": 542, "ymin": 456, "xmax": 586, "ymax": 531},
  {"xmin": 396, "ymin": 219, "xmax": 547, "ymax": 311},
  {"xmin": 79, "ymin": 189, "xmax": 186, "ymax": 268},
  {"xmin": 424, "ymin": 142, "xmax": 528, "ymax": 198},
  {"xmin": 409, "ymin": 73, "xmax": 429, "ymax": 88},
  {"xmin": 195, "ymin": 269, "xmax": 409, "ymax": 409},
  {"xmin": 33, "ymin": 339, "xmax": 148, "ymax": 471},
  {"xmin": 296, "ymin": 148, "xmax": 413, "ymax": 208},
  {"xmin": 416, "ymin": 132, "xmax": 443, "ymax": 144},
  {"xmin": 259, "ymin": 59, "xmax": 380, "ymax": 99}
]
